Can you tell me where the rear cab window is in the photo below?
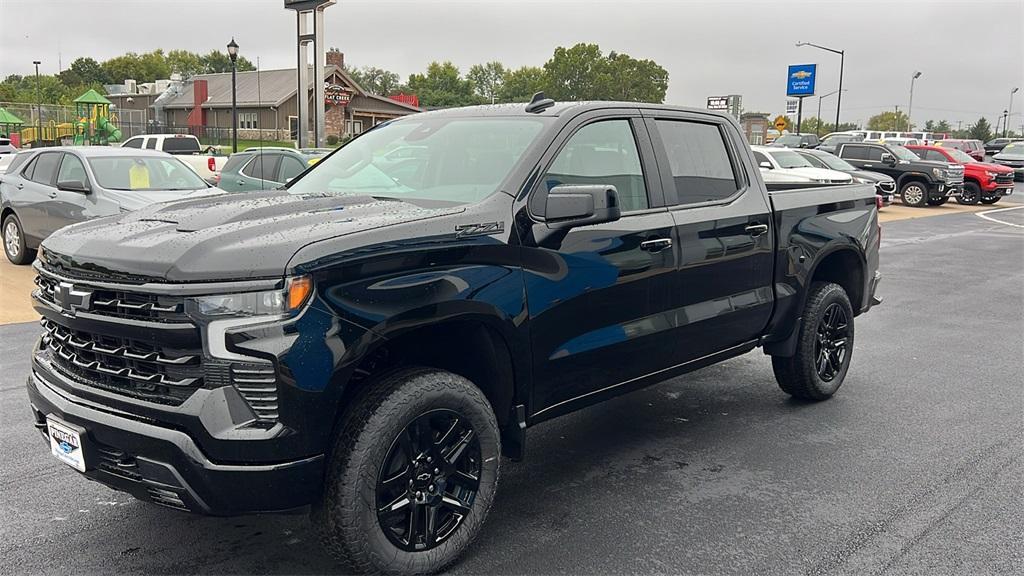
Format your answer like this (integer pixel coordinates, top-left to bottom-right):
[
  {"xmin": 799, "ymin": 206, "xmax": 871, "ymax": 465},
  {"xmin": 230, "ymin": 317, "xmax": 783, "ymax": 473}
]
[
  {"xmin": 654, "ymin": 119, "xmax": 740, "ymax": 205},
  {"xmin": 160, "ymin": 136, "xmax": 201, "ymax": 154}
]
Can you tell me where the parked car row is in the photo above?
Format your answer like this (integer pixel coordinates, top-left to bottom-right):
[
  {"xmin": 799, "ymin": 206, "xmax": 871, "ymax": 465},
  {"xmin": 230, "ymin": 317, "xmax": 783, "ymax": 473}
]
[
  {"xmin": 907, "ymin": 145, "xmax": 1015, "ymax": 204},
  {"xmin": 120, "ymin": 133, "xmax": 228, "ymax": 183},
  {"xmin": 754, "ymin": 145, "xmax": 895, "ymax": 205},
  {"xmin": 990, "ymin": 141, "xmax": 1024, "ymax": 181}
]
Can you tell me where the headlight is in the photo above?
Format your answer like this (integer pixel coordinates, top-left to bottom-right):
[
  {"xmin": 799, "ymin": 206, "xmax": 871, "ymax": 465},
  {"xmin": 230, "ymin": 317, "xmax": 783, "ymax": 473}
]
[
  {"xmin": 931, "ymin": 168, "xmax": 945, "ymax": 179},
  {"xmin": 985, "ymin": 171, "xmax": 998, "ymax": 178},
  {"xmin": 854, "ymin": 177, "xmax": 872, "ymax": 184},
  {"xmin": 189, "ymin": 276, "xmax": 312, "ymax": 318}
]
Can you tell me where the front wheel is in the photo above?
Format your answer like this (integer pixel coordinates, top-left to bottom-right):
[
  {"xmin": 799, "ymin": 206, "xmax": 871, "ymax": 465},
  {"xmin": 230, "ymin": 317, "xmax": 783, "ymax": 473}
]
[
  {"xmin": 899, "ymin": 181, "xmax": 929, "ymax": 207},
  {"xmin": 926, "ymin": 197, "xmax": 949, "ymax": 206},
  {"xmin": 772, "ymin": 282, "xmax": 855, "ymax": 401},
  {"xmin": 314, "ymin": 368, "xmax": 501, "ymax": 575},
  {"xmin": 980, "ymin": 196, "xmax": 1001, "ymax": 205},
  {"xmin": 957, "ymin": 182, "xmax": 981, "ymax": 205}
]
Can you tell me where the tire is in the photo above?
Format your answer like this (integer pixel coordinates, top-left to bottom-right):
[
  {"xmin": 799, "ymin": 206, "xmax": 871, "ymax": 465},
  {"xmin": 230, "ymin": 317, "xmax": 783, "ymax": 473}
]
[
  {"xmin": 313, "ymin": 367, "xmax": 501, "ymax": 575},
  {"xmin": 2, "ymin": 213, "xmax": 36, "ymax": 265},
  {"xmin": 980, "ymin": 196, "xmax": 1001, "ymax": 205},
  {"xmin": 772, "ymin": 282, "xmax": 855, "ymax": 401},
  {"xmin": 899, "ymin": 181, "xmax": 928, "ymax": 207},
  {"xmin": 957, "ymin": 182, "xmax": 981, "ymax": 205},
  {"xmin": 926, "ymin": 197, "xmax": 949, "ymax": 206}
]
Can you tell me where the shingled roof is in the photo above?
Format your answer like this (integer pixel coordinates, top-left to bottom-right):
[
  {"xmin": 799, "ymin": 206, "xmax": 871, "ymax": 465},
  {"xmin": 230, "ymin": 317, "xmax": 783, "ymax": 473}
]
[{"xmin": 160, "ymin": 65, "xmax": 421, "ymax": 113}]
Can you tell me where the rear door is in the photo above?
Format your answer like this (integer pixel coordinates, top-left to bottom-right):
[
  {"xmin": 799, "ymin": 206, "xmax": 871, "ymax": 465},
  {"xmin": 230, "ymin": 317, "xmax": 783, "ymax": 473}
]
[
  {"xmin": 841, "ymin": 145, "xmax": 897, "ymax": 178},
  {"xmin": 235, "ymin": 153, "xmax": 281, "ymax": 191},
  {"xmin": 646, "ymin": 113, "xmax": 774, "ymax": 360},
  {"xmin": 16, "ymin": 151, "xmax": 63, "ymax": 242},
  {"xmin": 524, "ymin": 111, "xmax": 680, "ymax": 415}
]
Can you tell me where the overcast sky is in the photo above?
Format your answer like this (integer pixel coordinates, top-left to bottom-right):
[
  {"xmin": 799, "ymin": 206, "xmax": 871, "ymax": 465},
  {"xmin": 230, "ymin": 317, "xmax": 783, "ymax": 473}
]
[{"xmin": 1, "ymin": 0, "xmax": 1022, "ymax": 129}]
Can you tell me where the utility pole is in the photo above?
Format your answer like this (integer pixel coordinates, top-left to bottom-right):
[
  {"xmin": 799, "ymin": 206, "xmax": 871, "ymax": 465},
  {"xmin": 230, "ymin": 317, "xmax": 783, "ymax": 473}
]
[{"xmin": 1007, "ymin": 87, "xmax": 1019, "ymax": 138}]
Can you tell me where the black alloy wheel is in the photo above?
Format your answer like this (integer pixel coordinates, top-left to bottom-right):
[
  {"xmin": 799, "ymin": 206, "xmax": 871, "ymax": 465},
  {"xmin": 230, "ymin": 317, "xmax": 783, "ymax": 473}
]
[
  {"xmin": 814, "ymin": 303, "xmax": 849, "ymax": 382},
  {"xmin": 377, "ymin": 409, "xmax": 482, "ymax": 552}
]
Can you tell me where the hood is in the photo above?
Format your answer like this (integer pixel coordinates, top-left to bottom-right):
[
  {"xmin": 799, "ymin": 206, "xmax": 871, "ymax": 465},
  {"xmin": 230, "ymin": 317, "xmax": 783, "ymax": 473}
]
[
  {"xmin": 105, "ymin": 186, "xmax": 224, "ymax": 210},
  {"xmin": 41, "ymin": 189, "xmax": 462, "ymax": 282},
  {"xmin": 964, "ymin": 161, "xmax": 1013, "ymax": 173},
  {"xmin": 845, "ymin": 170, "xmax": 893, "ymax": 183}
]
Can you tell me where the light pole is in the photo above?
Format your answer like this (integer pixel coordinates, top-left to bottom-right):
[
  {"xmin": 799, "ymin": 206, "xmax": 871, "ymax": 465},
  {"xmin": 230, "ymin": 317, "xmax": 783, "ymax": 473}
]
[
  {"xmin": 796, "ymin": 42, "xmax": 844, "ymax": 133},
  {"xmin": 32, "ymin": 61, "xmax": 41, "ymax": 146},
  {"xmin": 816, "ymin": 88, "xmax": 846, "ymax": 136},
  {"xmin": 907, "ymin": 71, "xmax": 922, "ymax": 132},
  {"xmin": 1001, "ymin": 110, "xmax": 1009, "ymax": 139},
  {"xmin": 1006, "ymin": 87, "xmax": 1019, "ymax": 138},
  {"xmin": 227, "ymin": 38, "xmax": 239, "ymax": 153}
]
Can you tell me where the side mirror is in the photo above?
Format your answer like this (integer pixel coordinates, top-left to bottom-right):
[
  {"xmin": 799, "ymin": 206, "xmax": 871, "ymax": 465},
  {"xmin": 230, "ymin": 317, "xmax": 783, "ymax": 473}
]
[
  {"xmin": 759, "ymin": 161, "xmax": 774, "ymax": 169},
  {"xmin": 799, "ymin": 142, "xmax": 809, "ymax": 148},
  {"xmin": 57, "ymin": 180, "xmax": 91, "ymax": 194},
  {"xmin": 545, "ymin": 184, "xmax": 621, "ymax": 230},
  {"xmin": 880, "ymin": 153, "xmax": 896, "ymax": 165}
]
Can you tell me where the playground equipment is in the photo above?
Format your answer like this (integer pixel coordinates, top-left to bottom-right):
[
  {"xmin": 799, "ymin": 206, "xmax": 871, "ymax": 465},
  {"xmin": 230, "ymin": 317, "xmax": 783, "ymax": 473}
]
[
  {"xmin": 0, "ymin": 107, "xmax": 25, "ymax": 146},
  {"xmin": 71, "ymin": 89, "xmax": 122, "ymax": 145}
]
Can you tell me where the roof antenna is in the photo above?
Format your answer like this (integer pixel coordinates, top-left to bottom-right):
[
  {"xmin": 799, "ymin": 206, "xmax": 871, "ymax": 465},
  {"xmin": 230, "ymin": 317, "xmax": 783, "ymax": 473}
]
[{"xmin": 525, "ymin": 91, "xmax": 555, "ymax": 113}]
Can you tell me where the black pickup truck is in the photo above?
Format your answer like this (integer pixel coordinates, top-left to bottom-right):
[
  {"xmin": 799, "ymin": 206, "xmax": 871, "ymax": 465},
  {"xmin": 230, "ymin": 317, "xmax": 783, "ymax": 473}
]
[
  {"xmin": 837, "ymin": 141, "xmax": 964, "ymax": 207},
  {"xmin": 26, "ymin": 98, "xmax": 881, "ymax": 575}
]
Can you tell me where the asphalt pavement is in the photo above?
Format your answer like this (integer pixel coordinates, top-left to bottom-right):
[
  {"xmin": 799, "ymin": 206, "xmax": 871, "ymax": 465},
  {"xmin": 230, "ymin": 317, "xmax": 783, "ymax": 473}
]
[{"xmin": 1, "ymin": 204, "xmax": 1022, "ymax": 575}]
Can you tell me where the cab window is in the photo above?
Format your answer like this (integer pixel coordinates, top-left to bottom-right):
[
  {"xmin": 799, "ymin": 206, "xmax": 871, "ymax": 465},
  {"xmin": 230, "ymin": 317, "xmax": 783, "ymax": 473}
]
[
  {"xmin": 544, "ymin": 120, "xmax": 649, "ymax": 212},
  {"xmin": 122, "ymin": 137, "xmax": 144, "ymax": 149},
  {"xmin": 56, "ymin": 154, "xmax": 88, "ymax": 184},
  {"xmin": 30, "ymin": 152, "xmax": 62, "ymax": 186}
]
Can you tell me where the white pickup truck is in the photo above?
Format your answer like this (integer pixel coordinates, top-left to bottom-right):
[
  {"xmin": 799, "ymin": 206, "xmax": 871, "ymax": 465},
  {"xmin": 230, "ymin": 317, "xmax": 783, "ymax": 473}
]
[{"xmin": 120, "ymin": 134, "xmax": 227, "ymax": 183}]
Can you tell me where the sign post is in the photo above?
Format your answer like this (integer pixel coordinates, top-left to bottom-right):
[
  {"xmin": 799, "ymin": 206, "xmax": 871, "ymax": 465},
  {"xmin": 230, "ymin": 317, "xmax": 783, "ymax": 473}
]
[
  {"xmin": 706, "ymin": 95, "xmax": 743, "ymax": 120},
  {"xmin": 786, "ymin": 64, "xmax": 817, "ymax": 134},
  {"xmin": 284, "ymin": 0, "xmax": 336, "ymax": 148}
]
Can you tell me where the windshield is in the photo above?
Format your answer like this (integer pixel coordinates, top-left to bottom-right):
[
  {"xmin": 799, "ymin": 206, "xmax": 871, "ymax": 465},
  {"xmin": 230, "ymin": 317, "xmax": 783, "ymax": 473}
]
[
  {"xmin": 768, "ymin": 149, "xmax": 813, "ymax": 168},
  {"xmin": 287, "ymin": 117, "xmax": 548, "ymax": 204},
  {"xmin": 944, "ymin": 148, "xmax": 974, "ymax": 163},
  {"xmin": 823, "ymin": 134, "xmax": 858, "ymax": 145},
  {"xmin": 773, "ymin": 135, "xmax": 803, "ymax": 146},
  {"xmin": 88, "ymin": 155, "xmax": 209, "ymax": 191},
  {"xmin": 1001, "ymin": 143, "xmax": 1024, "ymax": 154},
  {"xmin": 812, "ymin": 152, "xmax": 855, "ymax": 171},
  {"xmin": 888, "ymin": 145, "xmax": 921, "ymax": 161}
]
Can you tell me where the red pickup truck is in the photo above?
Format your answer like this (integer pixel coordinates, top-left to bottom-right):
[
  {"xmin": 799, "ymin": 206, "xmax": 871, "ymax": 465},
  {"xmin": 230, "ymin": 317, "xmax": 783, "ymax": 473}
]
[{"xmin": 907, "ymin": 145, "xmax": 1015, "ymax": 205}]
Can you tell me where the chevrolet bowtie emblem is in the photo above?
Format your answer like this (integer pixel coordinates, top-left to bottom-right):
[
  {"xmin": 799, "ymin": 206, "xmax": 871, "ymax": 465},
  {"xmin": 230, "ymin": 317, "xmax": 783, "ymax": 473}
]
[{"xmin": 54, "ymin": 282, "xmax": 92, "ymax": 317}]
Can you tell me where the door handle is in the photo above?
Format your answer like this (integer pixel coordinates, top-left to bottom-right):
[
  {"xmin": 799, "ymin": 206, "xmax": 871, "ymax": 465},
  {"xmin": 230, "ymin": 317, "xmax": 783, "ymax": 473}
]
[
  {"xmin": 16, "ymin": 183, "xmax": 24, "ymax": 190},
  {"xmin": 640, "ymin": 238, "xmax": 672, "ymax": 252},
  {"xmin": 745, "ymin": 224, "xmax": 769, "ymax": 237},
  {"xmin": 48, "ymin": 191, "xmax": 58, "ymax": 198},
  {"xmin": 236, "ymin": 180, "xmax": 245, "ymax": 185}
]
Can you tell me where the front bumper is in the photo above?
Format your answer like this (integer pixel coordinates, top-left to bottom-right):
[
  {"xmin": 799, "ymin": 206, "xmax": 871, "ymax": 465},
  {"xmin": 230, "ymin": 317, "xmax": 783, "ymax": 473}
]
[{"xmin": 28, "ymin": 361, "xmax": 325, "ymax": 516}]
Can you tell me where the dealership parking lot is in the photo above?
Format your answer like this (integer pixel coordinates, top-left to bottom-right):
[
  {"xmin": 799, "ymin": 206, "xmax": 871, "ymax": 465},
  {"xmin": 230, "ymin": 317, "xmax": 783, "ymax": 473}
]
[{"xmin": 1, "ymin": 200, "xmax": 1021, "ymax": 574}]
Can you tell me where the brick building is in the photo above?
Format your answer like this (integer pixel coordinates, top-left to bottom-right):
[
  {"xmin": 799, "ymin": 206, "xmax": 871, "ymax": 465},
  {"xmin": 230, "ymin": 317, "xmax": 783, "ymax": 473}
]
[{"xmin": 158, "ymin": 51, "xmax": 420, "ymax": 142}]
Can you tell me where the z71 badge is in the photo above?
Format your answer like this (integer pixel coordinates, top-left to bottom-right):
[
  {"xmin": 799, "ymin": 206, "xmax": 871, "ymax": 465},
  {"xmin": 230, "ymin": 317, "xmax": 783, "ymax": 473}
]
[{"xmin": 455, "ymin": 222, "xmax": 504, "ymax": 238}]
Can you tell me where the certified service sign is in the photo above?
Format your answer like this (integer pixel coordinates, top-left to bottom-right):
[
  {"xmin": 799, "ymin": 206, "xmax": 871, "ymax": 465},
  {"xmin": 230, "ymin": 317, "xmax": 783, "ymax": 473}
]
[{"xmin": 787, "ymin": 64, "xmax": 817, "ymax": 96}]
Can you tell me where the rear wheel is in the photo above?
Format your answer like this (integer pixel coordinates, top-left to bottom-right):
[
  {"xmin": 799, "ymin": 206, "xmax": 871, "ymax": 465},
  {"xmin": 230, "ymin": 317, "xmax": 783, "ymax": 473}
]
[
  {"xmin": 772, "ymin": 282, "xmax": 855, "ymax": 401},
  {"xmin": 899, "ymin": 181, "xmax": 928, "ymax": 207},
  {"xmin": 2, "ymin": 213, "xmax": 35, "ymax": 265},
  {"xmin": 957, "ymin": 182, "xmax": 981, "ymax": 205},
  {"xmin": 314, "ymin": 368, "xmax": 501, "ymax": 575}
]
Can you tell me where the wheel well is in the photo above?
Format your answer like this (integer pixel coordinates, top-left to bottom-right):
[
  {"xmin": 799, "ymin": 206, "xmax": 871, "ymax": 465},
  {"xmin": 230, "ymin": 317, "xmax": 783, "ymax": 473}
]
[
  {"xmin": 343, "ymin": 320, "xmax": 517, "ymax": 431},
  {"xmin": 1, "ymin": 207, "xmax": 13, "ymax": 225},
  {"xmin": 897, "ymin": 174, "xmax": 928, "ymax": 189},
  {"xmin": 811, "ymin": 250, "xmax": 864, "ymax": 315}
]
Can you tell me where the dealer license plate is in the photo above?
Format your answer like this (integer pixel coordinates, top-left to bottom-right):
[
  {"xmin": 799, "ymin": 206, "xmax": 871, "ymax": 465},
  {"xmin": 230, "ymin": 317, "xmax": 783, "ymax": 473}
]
[{"xmin": 47, "ymin": 418, "xmax": 86, "ymax": 472}]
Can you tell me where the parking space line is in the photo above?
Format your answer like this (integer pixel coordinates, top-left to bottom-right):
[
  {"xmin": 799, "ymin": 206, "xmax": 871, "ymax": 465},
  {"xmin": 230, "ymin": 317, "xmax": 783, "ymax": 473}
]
[{"xmin": 976, "ymin": 205, "xmax": 1024, "ymax": 229}]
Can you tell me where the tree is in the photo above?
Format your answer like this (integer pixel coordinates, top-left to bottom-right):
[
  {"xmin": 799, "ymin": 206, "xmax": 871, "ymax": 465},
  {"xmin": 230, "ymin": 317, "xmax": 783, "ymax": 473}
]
[
  {"xmin": 542, "ymin": 43, "xmax": 668, "ymax": 103},
  {"xmin": 200, "ymin": 50, "xmax": 255, "ymax": 74},
  {"xmin": 497, "ymin": 66, "xmax": 547, "ymax": 102},
  {"xmin": 867, "ymin": 111, "xmax": 909, "ymax": 131},
  {"xmin": 406, "ymin": 61, "xmax": 481, "ymax": 108},
  {"xmin": 59, "ymin": 57, "xmax": 108, "ymax": 86},
  {"xmin": 166, "ymin": 50, "xmax": 205, "ymax": 79},
  {"xmin": 348, "ymin": 66, "xmax": 401, "ymax": 95},
  {"xmin": 467, "ymin": 62, "xmax": 506, "ymax": 103},
  {"xmin": 934, "ymin": 120, "xmax": 952, "ymax": 133},
  {"xmin": 967, "ymin": 117, "xmax": 992, "ymax": 141}
]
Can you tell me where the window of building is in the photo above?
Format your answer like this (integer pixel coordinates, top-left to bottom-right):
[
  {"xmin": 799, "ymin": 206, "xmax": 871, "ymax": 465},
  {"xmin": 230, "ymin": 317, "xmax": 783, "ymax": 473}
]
[
  {"xmin": 345, "ymin": 120, "xmax": 363, "ymax": 135},
  {"xmin": 656, "ymin": 120, "xmax": 740, "ymax": 205},
  {"xmin": 239, "ymin": 112, "xmax": 258, "ymax": 130},
  {"xmin": 544, "ymin": 119, "xmax": 649, "ymax": 213}
]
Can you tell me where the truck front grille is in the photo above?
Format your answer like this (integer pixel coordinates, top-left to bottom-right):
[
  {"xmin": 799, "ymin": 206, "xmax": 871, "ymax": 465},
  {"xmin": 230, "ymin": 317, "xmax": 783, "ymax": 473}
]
[
  {"xmin": 41, "ymin": 318, "xmax": 203, "ymax": 405},
  {"xmin": 35, "ymin": 275, "xmax": 188, "ymax": 323},
  {"xmin": 995, "ymin": 173, "xmax": 1014, "ymax": 185}
]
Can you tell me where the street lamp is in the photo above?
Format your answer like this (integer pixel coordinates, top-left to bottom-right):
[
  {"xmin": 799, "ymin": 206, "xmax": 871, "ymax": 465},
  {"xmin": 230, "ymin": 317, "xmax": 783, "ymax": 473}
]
[
  {"xmin": 796, "ymin": 41, "xmax": 844, "ymax": 133},
  {"xmin": 1006, "ymin": 87, "xmax": 1019, "ymax": 138},
  {"xmin": 816, "ymin": 88, "xmax": 847, "ymax": 136},
  {"xmin": 32, "ymin": 61, "xmax": 41, "ymax": 146},
  {"xmin": 227, "ymin": 38, "xmax": 239, "ymax": 153},
  {"xmin": 907, "ymin": 71, "xmax": 922, "ymax": 132}
]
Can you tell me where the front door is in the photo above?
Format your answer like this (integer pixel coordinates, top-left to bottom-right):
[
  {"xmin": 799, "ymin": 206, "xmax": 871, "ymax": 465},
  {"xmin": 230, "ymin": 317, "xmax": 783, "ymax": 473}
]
[
  {"xmin": 645, "ymin": 114, "xmax": 774, "ymax": 360},
  {"xmin": 16, "ymin": 151, "xmax": 63, "ymax": 243},
  {"xmin": 44, "ymin": 153, "xmax": 96, "ymax": 235},
  {"xmin": 523, "ymin": 114, "xmax": 680, "ymax": 416}
]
